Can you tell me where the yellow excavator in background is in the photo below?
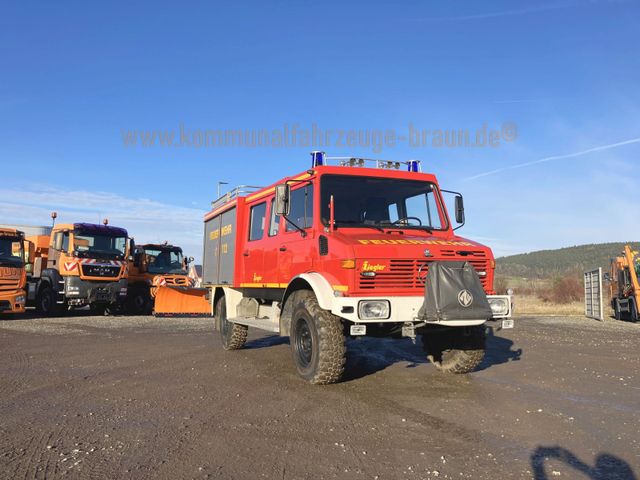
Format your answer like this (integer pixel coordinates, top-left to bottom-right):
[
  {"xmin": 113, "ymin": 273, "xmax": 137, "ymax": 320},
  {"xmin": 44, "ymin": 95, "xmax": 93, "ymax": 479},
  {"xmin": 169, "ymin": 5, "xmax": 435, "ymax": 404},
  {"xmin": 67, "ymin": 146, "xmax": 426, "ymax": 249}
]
[{"xmin": 609, "ymin": 245, "xmax": 640, "ymax": 321}]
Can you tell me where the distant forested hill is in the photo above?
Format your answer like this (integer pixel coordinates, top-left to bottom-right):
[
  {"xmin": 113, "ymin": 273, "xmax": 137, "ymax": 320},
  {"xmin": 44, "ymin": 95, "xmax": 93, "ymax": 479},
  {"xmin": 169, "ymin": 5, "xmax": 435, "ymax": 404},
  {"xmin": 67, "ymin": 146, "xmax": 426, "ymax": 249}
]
[{"xmin": 496, "ymin": 242, "xmax": 638, "ymax": 279}]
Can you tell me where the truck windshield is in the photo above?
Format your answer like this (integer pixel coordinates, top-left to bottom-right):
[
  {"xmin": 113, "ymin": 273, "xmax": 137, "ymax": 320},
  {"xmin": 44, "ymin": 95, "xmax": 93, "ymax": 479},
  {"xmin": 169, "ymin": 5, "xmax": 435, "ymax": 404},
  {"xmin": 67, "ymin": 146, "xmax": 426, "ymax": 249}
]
[
  {"xmin": 74, "ymin": 232, "xmax": 127, "ymax": 259},
  {"xmin": 320, "ymin": 174, "xmax": 448, "ymax": 231},
  {"xmin": 145, "ymin": 247, "xmax": 186, "ymax": 274},
  {"xmin": 0, "ymin": 236, "xmax": 24, "ymax": 267}
]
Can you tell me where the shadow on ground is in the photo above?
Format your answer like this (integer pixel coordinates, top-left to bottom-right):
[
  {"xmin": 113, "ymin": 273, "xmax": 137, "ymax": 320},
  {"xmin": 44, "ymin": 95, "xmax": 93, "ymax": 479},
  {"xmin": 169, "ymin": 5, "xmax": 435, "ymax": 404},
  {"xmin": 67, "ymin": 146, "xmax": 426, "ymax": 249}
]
[
  {"xmin": 476, "ymin": 328, "xmax": 522, "ymax": 371},
  {"xmin": 531, "ymin": 446, "xmax": 636, "ymax": 480},
  {"xmin": 244, "ymin": 329, "xmax": 523, "ymax": 381}
]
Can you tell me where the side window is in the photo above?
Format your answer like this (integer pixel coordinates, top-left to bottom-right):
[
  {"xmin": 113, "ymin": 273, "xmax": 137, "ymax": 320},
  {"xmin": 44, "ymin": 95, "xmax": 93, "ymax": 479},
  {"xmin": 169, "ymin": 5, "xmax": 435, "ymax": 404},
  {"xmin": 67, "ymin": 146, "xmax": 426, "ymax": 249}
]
[
  {"xmin": 388, "ymin": 203, "xmax": 399, "ymax": 223},
  {"xmin": 268, "ymin": 199, "xmax": 281, "ymax": 236},
  {"xmin": 61, "ymin": 232, "xmax": 70, "ymax": 252},
  {"xmin": 405, "ymin": 192, "xmax": 443, "ymax": 229},
  {"xmin": 249, "ymin": 202, "xmax": 267, "ymax": 241},
  {"xmin": 286, "ymin": 184, "xmax": 314, "ymax": 231}
]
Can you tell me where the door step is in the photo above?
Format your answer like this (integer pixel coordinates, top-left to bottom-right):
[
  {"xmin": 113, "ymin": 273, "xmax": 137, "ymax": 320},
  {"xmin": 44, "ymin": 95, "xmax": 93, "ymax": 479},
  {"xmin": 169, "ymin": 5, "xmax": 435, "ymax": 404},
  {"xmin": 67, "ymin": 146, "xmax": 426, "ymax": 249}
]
[{"xmin": 229, "ymin": 316, "xmax": 280, "ymax": 333}]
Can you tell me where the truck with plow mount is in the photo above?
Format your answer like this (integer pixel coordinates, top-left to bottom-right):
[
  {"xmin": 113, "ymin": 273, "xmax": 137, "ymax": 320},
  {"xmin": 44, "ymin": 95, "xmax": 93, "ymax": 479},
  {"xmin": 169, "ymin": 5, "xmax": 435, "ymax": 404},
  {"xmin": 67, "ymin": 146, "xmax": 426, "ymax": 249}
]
[{"xmin": 126, "ymin": 242, "xmax": 203, "ymax": 315}]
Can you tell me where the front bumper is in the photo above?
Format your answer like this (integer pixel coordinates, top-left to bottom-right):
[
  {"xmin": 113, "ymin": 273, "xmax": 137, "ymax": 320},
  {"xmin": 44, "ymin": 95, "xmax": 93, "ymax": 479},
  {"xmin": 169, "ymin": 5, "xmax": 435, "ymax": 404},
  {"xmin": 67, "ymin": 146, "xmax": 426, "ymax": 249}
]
[
  {"xmin": 64, "ymin": 277, "xmax": 127, "ymax": 306},
  {"xmin": 331, "ymin": 294, "xmax": 512, "ymax": 326},
  {"xmin": 0, "ymin": 292, "xmax": 26, "ymax": 314}
]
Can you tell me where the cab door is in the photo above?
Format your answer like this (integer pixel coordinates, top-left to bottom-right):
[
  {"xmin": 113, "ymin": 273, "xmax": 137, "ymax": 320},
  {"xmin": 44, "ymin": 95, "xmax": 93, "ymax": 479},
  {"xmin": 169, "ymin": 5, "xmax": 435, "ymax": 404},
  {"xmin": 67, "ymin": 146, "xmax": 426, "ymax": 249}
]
[
  {"xmin": 261, "ymin": 198, "xmax": 283, "ymax": 286},
  {"xmin": 278, "ymin": 183, "xmax": 315, "ymax": 283},
  {"xmin": 241, "ymin": 201, "xmax": 267, "ymax": 286}
]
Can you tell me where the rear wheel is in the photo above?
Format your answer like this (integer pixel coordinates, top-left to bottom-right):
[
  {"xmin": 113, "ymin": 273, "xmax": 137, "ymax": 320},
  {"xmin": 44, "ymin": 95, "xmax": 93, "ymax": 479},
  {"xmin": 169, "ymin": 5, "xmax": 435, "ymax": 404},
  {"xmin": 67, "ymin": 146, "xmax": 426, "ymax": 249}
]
[
  {"xmin": 216, "ymin": 297, "xmax": 247, "ymax": 350},
  {"xmin": 289, "ymin": 290, "xmax": 346, "ymax": 384},
  {"xmin": 422, "ymin": 326, "xmax": 486, "ymax": 374}
]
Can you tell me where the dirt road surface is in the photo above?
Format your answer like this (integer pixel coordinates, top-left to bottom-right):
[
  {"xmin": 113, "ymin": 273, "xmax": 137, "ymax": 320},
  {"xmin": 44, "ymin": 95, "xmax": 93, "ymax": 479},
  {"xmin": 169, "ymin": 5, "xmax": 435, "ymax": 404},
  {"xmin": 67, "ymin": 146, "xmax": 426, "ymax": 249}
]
[{"xmin": 1, "ymin": 314, "xmax": 638, "ymax": 480}]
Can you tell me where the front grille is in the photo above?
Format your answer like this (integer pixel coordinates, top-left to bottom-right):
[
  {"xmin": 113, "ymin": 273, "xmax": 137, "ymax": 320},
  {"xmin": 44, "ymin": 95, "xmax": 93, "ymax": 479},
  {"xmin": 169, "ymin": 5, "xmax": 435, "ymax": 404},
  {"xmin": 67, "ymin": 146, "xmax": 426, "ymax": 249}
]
[
  {"xmin": 358, "ymin": 258, "xmax": 490, "ymax": 291},
  {"xmin": 0, "ymin": 278, "xmax": 20, "ymax": 293},
  {"xmin": 164, "ymin": 276, "xmax": 191, "ymax": 286},
  {"xmin": 81, "ymin": 265, "xmax": 121, "ymax": 278}
]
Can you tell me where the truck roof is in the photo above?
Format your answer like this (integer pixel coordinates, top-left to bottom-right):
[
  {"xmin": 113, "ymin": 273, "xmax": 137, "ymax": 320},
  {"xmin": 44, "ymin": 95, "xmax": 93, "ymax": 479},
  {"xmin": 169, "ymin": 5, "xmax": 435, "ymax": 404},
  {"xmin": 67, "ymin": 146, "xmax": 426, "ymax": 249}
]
[
  {"xmin": 49, "ymin": 223, "xmax": 128, "ymax": 237},
  {"xmin": 0, "ymin": 227, "xmax": 24, "ymax": 237},
  {"xmin": 139, "ymin": 243, "xmax": 182, "ymax": 250},
  {"xmin": 205, "ymin": 164, "xmax": 439, "ymax": 220}
]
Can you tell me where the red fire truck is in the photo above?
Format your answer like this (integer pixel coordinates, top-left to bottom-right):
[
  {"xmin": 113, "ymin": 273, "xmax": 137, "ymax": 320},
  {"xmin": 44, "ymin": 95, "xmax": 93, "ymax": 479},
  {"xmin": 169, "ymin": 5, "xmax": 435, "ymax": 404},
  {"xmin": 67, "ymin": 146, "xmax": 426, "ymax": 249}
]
[{"xmin": 202, "ymin": 153, "xmax": 512, "ymax": 384}]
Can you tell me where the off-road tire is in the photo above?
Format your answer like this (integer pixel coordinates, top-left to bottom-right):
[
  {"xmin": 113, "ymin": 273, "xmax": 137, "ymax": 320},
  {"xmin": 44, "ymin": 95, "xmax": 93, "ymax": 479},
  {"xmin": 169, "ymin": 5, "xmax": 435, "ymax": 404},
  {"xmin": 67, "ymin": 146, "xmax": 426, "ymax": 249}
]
[
  {"xmin": 216, "ymin": 297, "xmax": 247, "ymax": 350},
  {"xmin": 36, "ymin": 285, "xmax": 61, "ymax": 316},
  {"xmin": 289, "ymin": 290, "xmax": 346, "ymax": 384},
  {"xmin": 422, "ymin": 326, "xmax": 486, "ymax": 374}
]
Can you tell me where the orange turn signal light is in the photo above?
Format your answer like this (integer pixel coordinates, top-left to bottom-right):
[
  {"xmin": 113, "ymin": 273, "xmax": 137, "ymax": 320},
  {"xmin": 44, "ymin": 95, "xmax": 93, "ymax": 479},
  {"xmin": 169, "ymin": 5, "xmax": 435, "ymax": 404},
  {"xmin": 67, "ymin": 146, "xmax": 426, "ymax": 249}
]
[{"xmin": 341, "ymin": 259, "xmax": 356, "ymax": 269}]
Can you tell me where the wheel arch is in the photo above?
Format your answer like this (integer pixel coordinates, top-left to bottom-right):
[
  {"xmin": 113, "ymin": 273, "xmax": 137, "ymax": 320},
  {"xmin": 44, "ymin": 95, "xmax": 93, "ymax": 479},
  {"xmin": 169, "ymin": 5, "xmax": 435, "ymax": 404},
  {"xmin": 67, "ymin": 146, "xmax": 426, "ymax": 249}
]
[{"xmin": 280, "ymin": 273, "xmax": 335, "ymax": 336}]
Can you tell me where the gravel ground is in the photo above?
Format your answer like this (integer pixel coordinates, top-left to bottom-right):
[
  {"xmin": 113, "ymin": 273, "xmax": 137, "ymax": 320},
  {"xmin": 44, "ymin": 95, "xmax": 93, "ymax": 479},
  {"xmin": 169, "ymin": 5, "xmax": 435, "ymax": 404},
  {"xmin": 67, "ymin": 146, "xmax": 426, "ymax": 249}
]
[{"xmin": 0, "ymin": 313, "xmax": 638, "ymax": 480}]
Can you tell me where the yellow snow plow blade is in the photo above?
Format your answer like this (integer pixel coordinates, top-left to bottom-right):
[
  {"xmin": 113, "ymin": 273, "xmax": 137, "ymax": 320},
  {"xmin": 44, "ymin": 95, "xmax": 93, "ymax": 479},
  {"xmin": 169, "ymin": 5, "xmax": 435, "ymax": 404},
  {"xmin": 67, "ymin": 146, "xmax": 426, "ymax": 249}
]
[{"xmin": 153, "ymin": 286, "xmax": 211, "ymax": 316}]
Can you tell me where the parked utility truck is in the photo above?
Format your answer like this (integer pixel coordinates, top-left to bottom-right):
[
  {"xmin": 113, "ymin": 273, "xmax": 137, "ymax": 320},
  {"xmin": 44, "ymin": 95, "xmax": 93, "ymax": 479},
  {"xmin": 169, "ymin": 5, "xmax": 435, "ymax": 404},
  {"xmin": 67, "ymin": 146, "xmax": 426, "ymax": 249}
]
[
  {"xmin": 609, "ymin": 244, "xmax": 640, "ymax": 321},
  {"xmin": 26, "ymin": 222, "xmax": 129, "ymax": 315},
  {"xmin": 197, "ymin": 153, "xmax": 512, "ymax": 384},
  {"xmin": 0, "ymin": 228, "xmax": 28, "ymax": 314},
  {"xmin": 126, "ymin": 242, "xmax": 195, "ymax": 314}
]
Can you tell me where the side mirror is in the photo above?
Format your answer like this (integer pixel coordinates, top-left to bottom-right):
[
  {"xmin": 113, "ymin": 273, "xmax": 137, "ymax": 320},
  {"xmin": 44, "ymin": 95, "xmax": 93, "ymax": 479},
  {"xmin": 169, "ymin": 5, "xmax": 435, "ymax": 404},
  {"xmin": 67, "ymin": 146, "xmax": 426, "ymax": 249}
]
[
  {"xmin": 27, "ymin": 241, "xmax": 35, "ymax": 264},
  {"xmin": 455, "ymin": 195, "xmax": 465, "ymax": 224},
  {"xmin": 188, "ymin": 256, "xmax": 194, "ymax": 263},
  {"xmin": 604, "ymin": 273, "xmax": 612, "ymax": 282},
  {"xmin": 274, "ymin": 183, "xmax": 291, "ymax": 216},
  {"xmin": 54, "ymin": 233, "xmax": 63, "ymax": 251}
]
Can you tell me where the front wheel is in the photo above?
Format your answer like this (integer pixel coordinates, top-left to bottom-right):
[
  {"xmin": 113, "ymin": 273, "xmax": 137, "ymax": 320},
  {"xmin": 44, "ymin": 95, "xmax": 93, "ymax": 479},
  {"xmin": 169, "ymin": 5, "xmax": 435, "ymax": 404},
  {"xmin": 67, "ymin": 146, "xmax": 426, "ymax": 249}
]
[
  {"xmin": 36, "ymin": 286, "xmax": 61, "ymax": 316},
  {"xmin": 289, "ymin": 290, "xmax": 346, "ymax": 384},
  {"xmin": 127, "ymin": 286, "xmax": 152, "ymax": 315},
  {"xmin": 421, "ymin": 326, "xmax": 486, "ymax": 374},
  {"xmin": 216, "ymin": 297, "xmax": 247, "ymax": 350},
  {"xmin": 630, "ymin": 299, "xmax": 639, "ymax": 322}
]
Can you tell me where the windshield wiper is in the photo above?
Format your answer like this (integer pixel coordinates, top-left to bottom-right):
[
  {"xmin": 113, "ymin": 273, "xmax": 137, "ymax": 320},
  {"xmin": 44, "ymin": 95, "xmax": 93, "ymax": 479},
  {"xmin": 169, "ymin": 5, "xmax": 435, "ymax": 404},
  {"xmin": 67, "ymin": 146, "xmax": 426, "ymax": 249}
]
[{"xmin": 335, "ymin": 222, "xmax": 386, "ymax": 233}]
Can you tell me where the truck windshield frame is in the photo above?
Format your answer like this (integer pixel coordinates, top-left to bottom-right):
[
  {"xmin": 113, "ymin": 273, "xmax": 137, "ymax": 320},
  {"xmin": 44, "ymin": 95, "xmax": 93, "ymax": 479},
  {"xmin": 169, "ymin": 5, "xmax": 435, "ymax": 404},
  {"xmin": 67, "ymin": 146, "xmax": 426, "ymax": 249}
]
[
  {"xmin": 144, "ymin": 247, "xmax": 186, "ymax": 274},
  {"xmin": 73, "ymin": 231, "xmax": 127, "ymax": 260},
  {"xmin": 0, "ymin": 236, "xmax": 24, "ymax": 267},
  {"xmin": 320, "ymin": 174, "xmax": 449, "ymax": 232}
]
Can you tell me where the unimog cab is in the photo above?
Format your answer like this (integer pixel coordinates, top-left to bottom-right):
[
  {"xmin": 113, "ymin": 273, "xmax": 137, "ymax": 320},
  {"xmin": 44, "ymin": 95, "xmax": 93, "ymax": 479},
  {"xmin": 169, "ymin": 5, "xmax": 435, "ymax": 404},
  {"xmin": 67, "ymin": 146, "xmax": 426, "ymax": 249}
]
[
  {"xmin": 201, "ymin": 153, "xmax": 512, "ymax": 384},
  {"xmin": 126, "ymin": 242, "xmax": 193, "ymax": 314}
]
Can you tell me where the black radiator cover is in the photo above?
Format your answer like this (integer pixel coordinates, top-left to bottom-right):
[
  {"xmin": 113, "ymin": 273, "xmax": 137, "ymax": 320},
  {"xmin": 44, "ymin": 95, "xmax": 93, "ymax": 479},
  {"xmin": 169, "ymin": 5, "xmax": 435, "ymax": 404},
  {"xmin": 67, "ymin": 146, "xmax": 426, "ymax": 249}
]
[{"xmin": 417, "ymin": 261, "xmax": 492, "ymax": 322}]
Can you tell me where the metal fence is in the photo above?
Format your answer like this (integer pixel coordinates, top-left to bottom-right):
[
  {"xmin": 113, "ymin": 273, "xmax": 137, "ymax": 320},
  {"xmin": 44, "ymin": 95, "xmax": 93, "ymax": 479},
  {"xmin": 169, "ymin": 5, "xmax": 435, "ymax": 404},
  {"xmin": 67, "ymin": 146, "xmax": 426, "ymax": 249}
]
[{"xmin": 584, "ymin": 268, "xmax": 604, "ymax": 321}]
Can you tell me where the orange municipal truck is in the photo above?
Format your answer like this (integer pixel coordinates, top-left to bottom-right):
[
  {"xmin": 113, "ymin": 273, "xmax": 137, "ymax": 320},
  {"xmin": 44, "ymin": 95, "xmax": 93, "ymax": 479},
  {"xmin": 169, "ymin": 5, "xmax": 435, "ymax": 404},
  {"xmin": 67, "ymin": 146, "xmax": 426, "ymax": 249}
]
[
  {"xmin": 26, "ymin": 222, "xmax": 129, "ymax": 315},
  {"xmin": 0, "ymin": 228, "xmax": 28, "ymax": 314},
  {"xmin": 197, "ymin": 153, "xmax": 512, "ymax": 384},
  {"xmin": 126, "ymin": 242, "xmax": 194, "ymax": 314}
]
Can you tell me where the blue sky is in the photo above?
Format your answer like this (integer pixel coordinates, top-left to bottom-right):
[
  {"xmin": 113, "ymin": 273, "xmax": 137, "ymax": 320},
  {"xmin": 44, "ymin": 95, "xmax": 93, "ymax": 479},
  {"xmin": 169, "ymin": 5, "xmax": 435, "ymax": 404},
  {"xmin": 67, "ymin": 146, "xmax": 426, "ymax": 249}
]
[{"xmin": 1, "ymin": 0, "xmax": 639, "ymax": 259}]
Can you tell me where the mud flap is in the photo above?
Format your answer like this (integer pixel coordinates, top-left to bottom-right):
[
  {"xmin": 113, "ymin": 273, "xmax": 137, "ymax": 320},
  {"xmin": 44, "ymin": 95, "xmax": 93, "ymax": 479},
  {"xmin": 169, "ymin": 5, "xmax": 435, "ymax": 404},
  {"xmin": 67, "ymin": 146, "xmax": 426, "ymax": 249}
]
[
  {"xmin": 153, "ymin": 286, "xmax": 211, "ymax": 316},
  {"xmin": 417, "ymin": 261, "xmax": 492, "ymax": 322}
]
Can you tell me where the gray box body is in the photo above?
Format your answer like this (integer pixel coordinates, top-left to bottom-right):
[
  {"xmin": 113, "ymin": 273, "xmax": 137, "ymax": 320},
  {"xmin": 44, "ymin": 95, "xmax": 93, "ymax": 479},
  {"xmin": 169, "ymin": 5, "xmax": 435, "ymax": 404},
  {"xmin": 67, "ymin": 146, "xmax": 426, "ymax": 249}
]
[{"xmin": 202, "ymin": 207, "xmax": 237, "ymax": 286}]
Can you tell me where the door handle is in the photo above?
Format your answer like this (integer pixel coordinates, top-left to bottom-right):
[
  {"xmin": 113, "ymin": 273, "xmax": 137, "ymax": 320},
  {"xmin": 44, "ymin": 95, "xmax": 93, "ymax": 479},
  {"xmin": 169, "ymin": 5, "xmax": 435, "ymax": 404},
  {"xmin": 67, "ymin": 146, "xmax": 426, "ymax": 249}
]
[
  {"xmin": 243, "ymin": 251, "xmax": 249, "ymax": 257},
  {"xmin": 279, "ymin": 246, "xmax": 287, "ymax": 252}
]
